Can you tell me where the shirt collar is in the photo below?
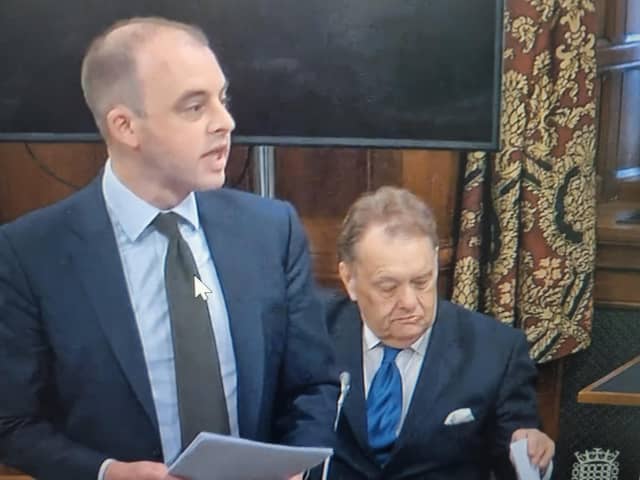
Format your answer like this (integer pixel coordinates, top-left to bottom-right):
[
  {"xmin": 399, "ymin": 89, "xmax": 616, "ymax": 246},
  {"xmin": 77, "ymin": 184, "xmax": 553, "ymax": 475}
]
[
  {"xmin": 362, "ymin": 300, "xmax": 438, "ymax": 357},
  {"xmin": 102, "ymin": 159, "xmax": 200, "ymax": 242}
]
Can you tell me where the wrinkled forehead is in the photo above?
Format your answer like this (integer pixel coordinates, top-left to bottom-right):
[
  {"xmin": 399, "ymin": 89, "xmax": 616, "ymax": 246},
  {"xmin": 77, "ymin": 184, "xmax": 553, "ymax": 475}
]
[
  {"xmin": 356, "ymin": 223, "xmax": 436, "ymax": 254},
  {"xmin": 352, "ymin": 225, "xmax": 438, "ymax": 272}
]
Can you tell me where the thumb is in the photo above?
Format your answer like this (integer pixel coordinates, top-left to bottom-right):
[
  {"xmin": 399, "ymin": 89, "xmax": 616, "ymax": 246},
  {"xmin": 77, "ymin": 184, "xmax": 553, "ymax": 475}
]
[{"xmin": 511, "ymin": 428, "xmax": 529, "ymax": 443}]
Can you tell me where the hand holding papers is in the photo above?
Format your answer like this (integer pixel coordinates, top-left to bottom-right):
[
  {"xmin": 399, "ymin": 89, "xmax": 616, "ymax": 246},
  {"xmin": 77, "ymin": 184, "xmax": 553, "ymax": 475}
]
[
  {"xmin": 168, "ymin": 432, "xmax": 332, "ymax": 480},
  {"xmin": 510, "ymin": 438, "xmax": 541, "ymax": 480}
]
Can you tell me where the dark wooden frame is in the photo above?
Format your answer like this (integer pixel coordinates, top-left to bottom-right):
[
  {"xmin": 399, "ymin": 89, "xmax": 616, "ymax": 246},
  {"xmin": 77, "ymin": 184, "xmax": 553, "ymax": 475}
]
[{"xmin": 578, "ymin": 355, "xmax": 640, "ymax": 406}]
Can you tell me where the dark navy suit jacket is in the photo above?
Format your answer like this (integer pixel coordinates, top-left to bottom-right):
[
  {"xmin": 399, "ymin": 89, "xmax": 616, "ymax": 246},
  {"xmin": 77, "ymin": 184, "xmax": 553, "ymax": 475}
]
[
  {"xmin": 324, "ymin": 294, "xmax": 540, "ymax": 480},
  {"xmin": 0, "ymin": 177, "xmax": 338, "ymax": 480}
]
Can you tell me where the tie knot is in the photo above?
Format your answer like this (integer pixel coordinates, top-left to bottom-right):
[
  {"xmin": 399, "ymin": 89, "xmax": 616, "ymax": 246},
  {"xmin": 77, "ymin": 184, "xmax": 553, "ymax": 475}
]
[
  {"xmin": 153, "ymin": 212, "xmax": 181, "ymax": 239},
  {"xmin": 381, "ymin": 345, "xmax": 402, "ymax": 364}
]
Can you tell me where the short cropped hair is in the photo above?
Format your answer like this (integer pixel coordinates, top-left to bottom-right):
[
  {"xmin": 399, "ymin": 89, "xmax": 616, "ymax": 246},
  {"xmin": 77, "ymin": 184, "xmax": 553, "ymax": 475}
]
[
  {"xmin": 338, "ymin": 186, "xmax": 439, "ymax": 263},
  {"xmin": 80, "ymin": 17, "xmax": 209, "ymax": 135}
]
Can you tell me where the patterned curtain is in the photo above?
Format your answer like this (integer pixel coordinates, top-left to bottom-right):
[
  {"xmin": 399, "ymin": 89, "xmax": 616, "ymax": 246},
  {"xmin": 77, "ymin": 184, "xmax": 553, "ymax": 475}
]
[{"xmin": 451, "ymin": 0, "xmax": 597, "ymax": 363}]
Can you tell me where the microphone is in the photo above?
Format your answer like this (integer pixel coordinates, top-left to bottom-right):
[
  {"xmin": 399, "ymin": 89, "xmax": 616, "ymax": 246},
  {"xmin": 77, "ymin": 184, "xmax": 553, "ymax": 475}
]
[
  {"xmin": 319, "ymin": 371, "xmax": 351, "ymax": 480},
  {"xmin": 334, "ymin": 371, "xmax": 351, "ymax": 431}
]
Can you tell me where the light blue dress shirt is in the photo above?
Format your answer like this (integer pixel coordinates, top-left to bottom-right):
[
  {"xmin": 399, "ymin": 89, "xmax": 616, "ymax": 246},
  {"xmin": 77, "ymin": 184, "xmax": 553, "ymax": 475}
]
[
  {"xmin": 362, "ymin": 321, "xmax": 432, "ymax": 434},
  {"xmin": 101, "ymin": 160, "xmax": 239, "ymax": 464}
]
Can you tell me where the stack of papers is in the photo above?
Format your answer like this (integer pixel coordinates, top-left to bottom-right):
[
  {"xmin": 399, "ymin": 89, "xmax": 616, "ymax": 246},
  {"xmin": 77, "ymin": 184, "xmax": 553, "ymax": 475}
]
[{"xmin": 168, "ymin": 432, "xmax": 333, "ymax": 480}]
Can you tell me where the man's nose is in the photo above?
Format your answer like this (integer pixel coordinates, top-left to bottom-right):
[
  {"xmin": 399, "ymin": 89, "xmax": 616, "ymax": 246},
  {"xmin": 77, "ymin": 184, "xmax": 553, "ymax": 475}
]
[
  {"xmin": 397, "ymin": 284, "xmax": 418, "ymax": 310},
  {"xmin": 208, "ymin": 102, "xmax": 236, "ymax": 134}
]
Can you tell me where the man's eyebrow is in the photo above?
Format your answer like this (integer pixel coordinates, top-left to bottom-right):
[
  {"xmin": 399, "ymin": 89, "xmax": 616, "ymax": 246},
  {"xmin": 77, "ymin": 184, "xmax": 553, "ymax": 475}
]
[
  {"xmin": 415, "ymin": 269, "xmax": 434, "ymax": 277},
  {"xmin": 374, "ymin": 276, "xmax": 398, "ymax": 284},
  {"xmin": 175, "ymin": 90, "xmax": 208, "ymax": 105},
  {"xmin": 174, "ymin": 82, "xmax": 229, "ymax": 107}
]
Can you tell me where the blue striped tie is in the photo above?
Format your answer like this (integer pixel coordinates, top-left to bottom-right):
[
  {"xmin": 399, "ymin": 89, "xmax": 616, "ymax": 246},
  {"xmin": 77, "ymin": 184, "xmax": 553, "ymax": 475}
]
[{"xmin": 367, "ymin": 345, "xmax": 402, "ymax": 464}]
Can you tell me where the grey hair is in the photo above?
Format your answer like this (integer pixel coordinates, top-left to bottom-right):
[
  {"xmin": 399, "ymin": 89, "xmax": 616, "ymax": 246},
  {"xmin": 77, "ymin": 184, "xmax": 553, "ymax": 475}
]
[{"xmin": 338, "ymin": 186, "xmax": 439, "ymax": 263}]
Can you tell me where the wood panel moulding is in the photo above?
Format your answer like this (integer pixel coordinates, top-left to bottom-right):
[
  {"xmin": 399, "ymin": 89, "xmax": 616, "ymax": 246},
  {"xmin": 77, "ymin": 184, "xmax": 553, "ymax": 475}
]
[{"xmin": 595, "ymin": 201, "xmax": 640, "ymax": 308}]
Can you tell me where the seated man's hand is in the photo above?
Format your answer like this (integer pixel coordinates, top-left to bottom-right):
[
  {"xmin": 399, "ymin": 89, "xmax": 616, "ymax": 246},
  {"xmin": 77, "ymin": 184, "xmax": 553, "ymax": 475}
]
[
  {"xmin": 105, "ymin": 460, "xmax": 185, "ymax": 480},
  {"xmin": 288, "ymin": 474, "xmax": 304, "ymax": 480},
  {"xmin": 511, "ymin": 428, "xmax": 555, "ymax": 472}
]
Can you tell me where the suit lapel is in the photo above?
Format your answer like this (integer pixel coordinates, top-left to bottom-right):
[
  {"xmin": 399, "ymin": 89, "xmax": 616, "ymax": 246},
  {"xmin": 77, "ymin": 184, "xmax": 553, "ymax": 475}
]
[
  {"xmin": 196, "ymin": 191, "xmax": 264, "ymax": 440},
  {"xmin": 392, "ymin": 300, "xmax": 462, "ymax": 454},
  {"xmin": 334, "ymin": 302, "xmax": 371, "ymax": 455},
  {"xmin": 67, "ymin": 178, "xmax": 158, "ymax": 430}
]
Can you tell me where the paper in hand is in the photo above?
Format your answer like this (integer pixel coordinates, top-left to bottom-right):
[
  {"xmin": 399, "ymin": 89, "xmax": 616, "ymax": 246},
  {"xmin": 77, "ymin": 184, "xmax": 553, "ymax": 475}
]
[
  {"xmin": 169, "ymin": 432, "xmax": 332, "ymax": 480},
  {"xmin": 510, "ymin": 438, "xmax": 541, "ymax": 480}
]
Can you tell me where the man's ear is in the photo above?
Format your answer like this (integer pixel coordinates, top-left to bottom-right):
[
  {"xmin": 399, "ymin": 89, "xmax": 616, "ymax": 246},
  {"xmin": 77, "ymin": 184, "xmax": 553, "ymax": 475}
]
[
  {"xmin": 105, "ymin": 105, "xmax": 140, "ymax": 149},
  {"xmin": 338, "ymin": 261, "xmax": 357, "ymax": 302}
]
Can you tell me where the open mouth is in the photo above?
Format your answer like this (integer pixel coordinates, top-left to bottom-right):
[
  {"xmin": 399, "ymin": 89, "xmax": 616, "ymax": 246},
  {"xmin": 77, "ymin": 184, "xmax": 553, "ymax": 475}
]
[{"xmin": 202, "ymin": 144, "xmax": 228, "ymax": 159}]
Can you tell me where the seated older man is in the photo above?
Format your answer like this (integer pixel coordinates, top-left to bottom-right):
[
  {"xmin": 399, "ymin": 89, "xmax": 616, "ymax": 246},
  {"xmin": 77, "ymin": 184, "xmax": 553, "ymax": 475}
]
[{"xmin": 321, "ymin": 186, "xmax": 554, "ymax": 480}]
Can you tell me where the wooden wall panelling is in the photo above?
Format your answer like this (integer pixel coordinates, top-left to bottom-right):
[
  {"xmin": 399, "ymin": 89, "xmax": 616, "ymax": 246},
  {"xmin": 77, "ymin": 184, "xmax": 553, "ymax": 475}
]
[
  {"xmin": 597, "ymin": 0, "xmax": 640, "ymax": 68},
  {"xmin": 618, "ymin": 177, "xmax": 640, "ymax": 199},
  {"xmin": 225, "ymin": 145, "xmax": 254, "ymax": 192},
  {"xmin": 594, "ymin": 0, "xmax": 640, "ymax": 308},
  {"xmin": 603, "ymin": 0, "xmax": 628, "ymax": 44},
  {"xmin": 274, "ymin": 147, "xmax": 372, "ymax": 217},
  {"xmin": 595, "ymin": 201, "xmax": 640, "ymax": 308},
  {"xmin": 596, "ymin": 71, "xmax": 622, "ymax": 200},
  {"xmin": 273, "ymin": 147, "xmax": 460, "ymax": 292},
  {"xmin": 627, "ymin": 0, "xmax": 640, "ymax": 39},
  {"xmin": 536, "ymin": 360, "xmax": 564, "ymax": 441},
  {"xmin": 617, "ymin": 68, "xmax": 640, "ymax": 174},
  {"xmin": 596, "ymin": 267, "xmax": 640, "ymax": 308},
  {"xmin": 0, "ymin": 465, "xmax": 29, "ymax": 480},
  {"xmin": 274, "ymin": 146, "xmax": 373, "ymax": 288},
  {"xmin": 595, "ymin": 67, "xmax": 640, "ymax": 200},
  {"xmin": 595, "ymin": 0, "xmax": 606, "ymax": 40},
  {"xmin": 0, "ymin": 142, "xmax": 105, "ymax": 223},
  {"xmin": 366, "ymin": 148, "xmax": 404, "ymax": 189},
  {"xmin": 398, "ymin": 149, "xmax": 460, "ymax": 296},
  {"xmin": 0, "ymin": 142, "xmax": 255, "ymax": 225},
  {"xmin": 597, "ymin": 42, "xmax": 640, "ymax": 71}
]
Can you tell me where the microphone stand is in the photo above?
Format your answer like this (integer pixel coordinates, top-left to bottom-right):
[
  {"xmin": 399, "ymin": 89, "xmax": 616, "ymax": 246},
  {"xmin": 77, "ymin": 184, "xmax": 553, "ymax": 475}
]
[{"xmin": 320, "ymin": 371, "xmax": 351, "ymax": 480}]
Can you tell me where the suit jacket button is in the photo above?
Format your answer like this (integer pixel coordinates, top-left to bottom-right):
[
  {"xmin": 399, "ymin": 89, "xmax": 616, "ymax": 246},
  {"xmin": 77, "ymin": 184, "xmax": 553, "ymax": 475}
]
[{"xmin": 152, "ymin": 448, "xmax": 162, "ymax": 459}]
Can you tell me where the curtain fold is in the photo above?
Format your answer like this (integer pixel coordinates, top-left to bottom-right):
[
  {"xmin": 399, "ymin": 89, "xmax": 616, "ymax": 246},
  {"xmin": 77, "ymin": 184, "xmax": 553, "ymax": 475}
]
[{"xmin": 451, "ymin": 0, "xmax": 597, "ymax": 363}]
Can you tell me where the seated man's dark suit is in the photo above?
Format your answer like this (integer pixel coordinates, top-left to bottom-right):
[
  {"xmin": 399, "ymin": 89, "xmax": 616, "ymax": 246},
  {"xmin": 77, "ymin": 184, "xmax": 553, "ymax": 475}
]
[
  {"xmin": 0, "ymin": 177, "xmax": 337, "ymax": 480},
  {"xmin": 325, "ymin": 293, "xmax": 541, "ymax": 480}
]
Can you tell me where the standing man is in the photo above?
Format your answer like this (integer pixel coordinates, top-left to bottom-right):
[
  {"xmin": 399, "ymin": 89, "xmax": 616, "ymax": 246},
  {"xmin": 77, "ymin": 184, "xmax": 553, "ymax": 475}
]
[
  {"xmin": 324, "ymin": 186, "xmax": 554, "ymax": 479},
  {"xmin": 0, "ymin": 17, "xmax": 337, "ymax": 480}
]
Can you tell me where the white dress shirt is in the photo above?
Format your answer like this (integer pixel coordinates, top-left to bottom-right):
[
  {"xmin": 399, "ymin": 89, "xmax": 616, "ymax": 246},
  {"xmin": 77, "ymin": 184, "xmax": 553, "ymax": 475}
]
[{"xmin": 98, "ymin": 160, "xmax": 239, "ymax": 478}]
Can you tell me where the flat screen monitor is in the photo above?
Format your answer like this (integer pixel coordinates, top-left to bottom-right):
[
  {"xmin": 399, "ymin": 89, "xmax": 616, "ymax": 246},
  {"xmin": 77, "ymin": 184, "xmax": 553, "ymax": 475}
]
[{"xmin": 0, "ymin": 0, "xmax": 504, "ymax": 150}]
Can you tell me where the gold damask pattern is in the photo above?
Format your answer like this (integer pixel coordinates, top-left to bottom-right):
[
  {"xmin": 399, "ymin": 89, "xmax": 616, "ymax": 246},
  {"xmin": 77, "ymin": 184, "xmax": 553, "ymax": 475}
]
[{"xmin": 451, "ymin": 0, "xmax": 596, "ymax": 363}]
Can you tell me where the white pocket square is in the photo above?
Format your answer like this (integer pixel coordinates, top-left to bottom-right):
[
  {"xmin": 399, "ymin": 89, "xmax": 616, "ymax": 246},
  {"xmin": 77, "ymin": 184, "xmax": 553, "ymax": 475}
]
[{"xmin": 444, "ymin": 407, "xmax": 475, "ymax": 425}]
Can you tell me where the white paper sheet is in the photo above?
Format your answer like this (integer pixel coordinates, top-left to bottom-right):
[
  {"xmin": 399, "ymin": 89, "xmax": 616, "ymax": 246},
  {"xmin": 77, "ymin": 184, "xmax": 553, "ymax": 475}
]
[
  {"xmin": 168, "ymin": 432, "xmax": 332, "ymax": 480},
  {"xmin": 510, "ymin": 438, "xmax": 541, "ymax": 480}
]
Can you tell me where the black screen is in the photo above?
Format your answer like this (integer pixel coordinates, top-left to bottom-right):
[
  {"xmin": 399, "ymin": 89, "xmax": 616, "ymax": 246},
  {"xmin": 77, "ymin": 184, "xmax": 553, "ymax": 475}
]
[{"xmin": 0, "ymin": 0, "xmax": 504, "ymax": 149}]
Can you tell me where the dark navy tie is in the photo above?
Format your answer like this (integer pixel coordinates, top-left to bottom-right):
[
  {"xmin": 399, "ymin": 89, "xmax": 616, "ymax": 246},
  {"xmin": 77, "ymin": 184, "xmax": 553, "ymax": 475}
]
[{"xmin": 367, "ymin": 345, "xmax": 403, "ymax": 464}]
